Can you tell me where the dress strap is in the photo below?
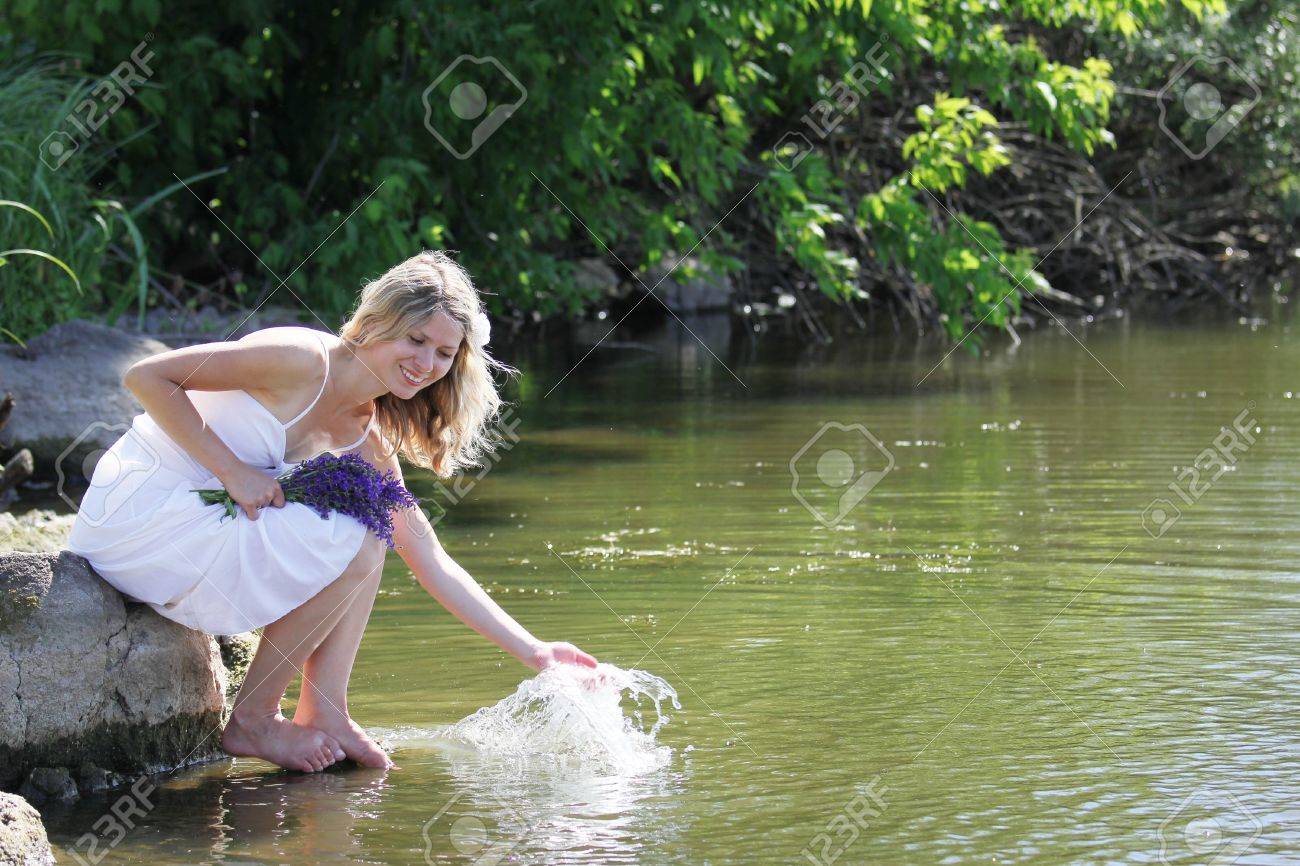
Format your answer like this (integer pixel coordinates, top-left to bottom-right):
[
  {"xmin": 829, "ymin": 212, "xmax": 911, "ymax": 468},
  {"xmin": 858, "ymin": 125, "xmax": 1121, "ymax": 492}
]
[
  {"xmin": 284, "ymin": 330, "xmax": 331, "ymax": 429},
  {"xmin": 337, "ymin": 414, "xmax": 376, "ymax": 454}
]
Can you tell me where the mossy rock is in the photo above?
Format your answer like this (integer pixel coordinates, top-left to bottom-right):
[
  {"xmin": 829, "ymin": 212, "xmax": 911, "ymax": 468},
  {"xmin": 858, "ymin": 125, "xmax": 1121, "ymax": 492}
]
[
  {"xmin": 1, "ymin": 551, "xmax": 227, "ymax": 788},
  {"xmin": 216, "ymin": 632, "xmax": 259, "ymax": 705}
]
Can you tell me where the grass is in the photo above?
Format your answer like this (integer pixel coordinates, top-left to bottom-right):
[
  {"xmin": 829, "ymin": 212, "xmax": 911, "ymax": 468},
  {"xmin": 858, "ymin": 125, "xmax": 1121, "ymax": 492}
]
[{"xmin": 0, "ymin": 56, "xmax": 221, "ymax": 343}]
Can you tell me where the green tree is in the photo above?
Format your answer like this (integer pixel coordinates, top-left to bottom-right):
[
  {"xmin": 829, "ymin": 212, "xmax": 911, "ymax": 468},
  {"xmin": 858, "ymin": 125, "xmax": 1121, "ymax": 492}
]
[{"xmin": 1, "ymin": 0, "xmax": 1237, "ymax": 345}]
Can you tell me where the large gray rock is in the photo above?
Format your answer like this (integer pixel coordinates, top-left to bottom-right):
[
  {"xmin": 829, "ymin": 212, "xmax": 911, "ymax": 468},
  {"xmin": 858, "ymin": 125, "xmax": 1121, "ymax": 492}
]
[
  {"xmin": 0, "ymin": 792, "xmax": 54, "ymax": 866},
  {"xmin": 0, "ymin": 551, "xmax": 228, "ymax": 788},
  {"xmin": 570, "ymin": 258, "xmax": 622, "ymax": 301},
  {"xmin": 110, "ymin": 302, "xmax": 310, "ymax": 347},
  {"xmin": 642, "ymin": 253, "xmax": 736, "ymax": 313},
  {"xmin": 0, "ymin": 321, "xmax": 168, "ymax": 481}
]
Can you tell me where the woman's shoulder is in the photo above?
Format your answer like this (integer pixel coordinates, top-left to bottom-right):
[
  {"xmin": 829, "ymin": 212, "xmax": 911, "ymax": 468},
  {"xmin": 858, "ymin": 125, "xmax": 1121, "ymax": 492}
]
[
  {"xmin": 236, "ymin": 326, "xmax": 331, "ymax": 365},
  {"xmin": 215, "ymin": 326, "xmax": 332, "ymax": 398},
  {"xmin": 238, "ymin": 324, "xmax": 332, "ymax": 347}
]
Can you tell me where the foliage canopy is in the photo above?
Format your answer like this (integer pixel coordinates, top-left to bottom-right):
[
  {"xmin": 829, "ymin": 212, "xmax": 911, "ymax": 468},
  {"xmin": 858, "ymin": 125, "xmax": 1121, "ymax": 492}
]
[{"xmin": 4, "ymin": 0, "xmax": 1271, "ymax": 346}]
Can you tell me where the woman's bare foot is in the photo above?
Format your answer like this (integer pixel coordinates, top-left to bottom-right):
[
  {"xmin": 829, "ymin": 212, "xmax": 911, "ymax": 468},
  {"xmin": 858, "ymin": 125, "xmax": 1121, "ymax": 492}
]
[
  {"xmin": 294, "ymin": 707, "xmax": 394, "ymax": 769},
  {"xmin": 221, "ymin": 708, "xmax": 347, "ymax": 773}
]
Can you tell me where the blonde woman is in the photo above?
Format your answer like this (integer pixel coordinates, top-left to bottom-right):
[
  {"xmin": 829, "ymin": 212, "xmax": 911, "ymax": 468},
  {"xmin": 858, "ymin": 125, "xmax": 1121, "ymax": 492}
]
[{"xmin": 67, "ymin": 251, "xmax": 597, "ymax": 774}]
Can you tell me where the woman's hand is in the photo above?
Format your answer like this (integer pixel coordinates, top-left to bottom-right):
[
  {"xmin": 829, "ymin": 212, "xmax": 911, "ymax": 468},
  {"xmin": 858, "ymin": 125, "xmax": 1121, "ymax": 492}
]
[
  {"xmin": 219, "ymin": 463, "xmax": 285, "ymax": 520},
  {"xmin": 527, "ymin": 641, "xmax": 598, "ymax": 672}
]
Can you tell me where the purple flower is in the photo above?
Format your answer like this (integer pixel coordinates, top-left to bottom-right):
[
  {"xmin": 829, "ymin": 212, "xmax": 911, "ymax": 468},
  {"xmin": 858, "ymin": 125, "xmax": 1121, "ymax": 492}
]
[{"xmin": 192, "ymin": 454, "xmax": 420, "ymax": 549}]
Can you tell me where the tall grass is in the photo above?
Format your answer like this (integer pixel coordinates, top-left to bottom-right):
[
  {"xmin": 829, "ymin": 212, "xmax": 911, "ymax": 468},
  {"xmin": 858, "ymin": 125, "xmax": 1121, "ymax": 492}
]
[
  {"xmin": 0, "ymin": 57, "xmax": 197, "ymax": 343},
  {"xmin": 0, "ymin": 60, "xmax": 103, "ymax": 341}
]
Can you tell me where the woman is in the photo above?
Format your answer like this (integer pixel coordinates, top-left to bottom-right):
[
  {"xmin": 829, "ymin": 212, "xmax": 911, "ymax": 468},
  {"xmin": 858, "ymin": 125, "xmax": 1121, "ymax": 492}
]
[{"xmin": 67, "ymin": 250, "xmax": 598, "ymax": 774}]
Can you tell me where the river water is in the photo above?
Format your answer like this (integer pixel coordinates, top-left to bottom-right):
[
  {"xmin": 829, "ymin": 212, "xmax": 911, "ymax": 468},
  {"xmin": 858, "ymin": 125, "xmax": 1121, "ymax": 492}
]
[{"xmin": 40, "ymin": 312, "xmax": 1300, "ymax": 863}]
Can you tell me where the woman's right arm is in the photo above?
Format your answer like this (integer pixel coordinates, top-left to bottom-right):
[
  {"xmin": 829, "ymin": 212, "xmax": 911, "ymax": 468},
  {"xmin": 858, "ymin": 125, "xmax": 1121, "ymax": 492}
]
[{"xmin": 122, "ymin": 333, "xmax": 318, "ymax": 520}]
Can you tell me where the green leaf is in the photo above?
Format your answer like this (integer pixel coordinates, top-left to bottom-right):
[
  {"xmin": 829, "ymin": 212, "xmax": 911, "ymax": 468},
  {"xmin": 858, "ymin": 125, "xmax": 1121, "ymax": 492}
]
[
  {"xmin": 0, "ymin": 200, "xmax": 54, "ymax": 238},
  {"xmin": 0, "ymin": 250, "xmax": 82, "ymax": 295},
  {"xmin": 1034, "ymin": 80, "xmax": 1057, "ymax": 111}
]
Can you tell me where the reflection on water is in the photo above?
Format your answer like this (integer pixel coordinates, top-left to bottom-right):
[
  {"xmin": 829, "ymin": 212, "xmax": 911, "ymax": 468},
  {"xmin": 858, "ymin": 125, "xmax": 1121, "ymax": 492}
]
[
  {"xmin": 46, "ymin": 730, "xmax": 689, "ymax": 866},
  {"xmin": 44, "ymin": 762, "xmax": 393, "ymax": 864},
  {"xmin": 414, "ymin": 740, "xmax": 688, "ymax": 866},
  {"xmin": 40, "ymin": 312, "xmax": 1300, "ymax": 864}
]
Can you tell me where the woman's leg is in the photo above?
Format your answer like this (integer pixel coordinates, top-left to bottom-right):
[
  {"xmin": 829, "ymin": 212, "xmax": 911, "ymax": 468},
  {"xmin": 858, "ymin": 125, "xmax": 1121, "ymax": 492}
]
[
  {"xmin": 292, "ymin": 564, "xmax": 394, "ymax": 767},
  {"xmin": 222, "ymin": 534, "xmax": 387, "ymax": 772}
]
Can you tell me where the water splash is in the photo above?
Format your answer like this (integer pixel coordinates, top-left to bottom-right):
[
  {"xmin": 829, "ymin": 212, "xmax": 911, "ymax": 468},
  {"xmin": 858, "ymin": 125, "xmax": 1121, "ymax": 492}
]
[{"xmin": 441, "ymin": 663, "xmax": 680, "ymax": 775}]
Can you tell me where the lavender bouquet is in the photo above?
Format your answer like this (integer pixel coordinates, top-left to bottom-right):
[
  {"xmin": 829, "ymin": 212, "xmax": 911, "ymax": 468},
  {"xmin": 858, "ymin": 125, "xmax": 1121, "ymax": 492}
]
[{"xmin": 192, "ymin": 453, "xmax": 419, "ymax": 548}]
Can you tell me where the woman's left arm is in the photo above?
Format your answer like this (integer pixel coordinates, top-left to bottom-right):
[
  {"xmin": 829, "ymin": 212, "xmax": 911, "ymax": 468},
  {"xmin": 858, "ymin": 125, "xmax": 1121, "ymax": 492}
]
[{"xmin": 367, "ymin": 436, "xmax": 596, "ymax": 672}]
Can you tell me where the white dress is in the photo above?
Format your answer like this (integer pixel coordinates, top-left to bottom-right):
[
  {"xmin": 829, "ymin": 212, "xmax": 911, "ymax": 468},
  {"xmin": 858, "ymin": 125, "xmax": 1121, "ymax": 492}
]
[{"xmin": 67, "ymin": 328, "xmax": 378, "ymax": 636}]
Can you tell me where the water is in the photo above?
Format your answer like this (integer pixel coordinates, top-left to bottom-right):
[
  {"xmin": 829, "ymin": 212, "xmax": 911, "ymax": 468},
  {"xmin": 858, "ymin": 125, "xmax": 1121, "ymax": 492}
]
[
  {"xmin": 38, "ymin": 312, "xmax": 1300, "ymax": 863},
  {"xmin": 434, "ymin": 663, "xmax": 678, "ymax": 774}
]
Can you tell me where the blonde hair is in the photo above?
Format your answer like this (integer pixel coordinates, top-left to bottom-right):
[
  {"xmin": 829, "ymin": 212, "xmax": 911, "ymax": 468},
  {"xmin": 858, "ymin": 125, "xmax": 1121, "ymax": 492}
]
[{"xmin": 339, "ymin": 250, "xmax": 518, "ymax": 477}]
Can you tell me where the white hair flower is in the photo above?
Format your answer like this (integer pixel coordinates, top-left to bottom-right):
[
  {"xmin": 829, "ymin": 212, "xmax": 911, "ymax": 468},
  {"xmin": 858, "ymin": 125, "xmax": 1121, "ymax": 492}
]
[{"xmin": 468, "ymin": 310, "xmax": 491, "ymax": 350}]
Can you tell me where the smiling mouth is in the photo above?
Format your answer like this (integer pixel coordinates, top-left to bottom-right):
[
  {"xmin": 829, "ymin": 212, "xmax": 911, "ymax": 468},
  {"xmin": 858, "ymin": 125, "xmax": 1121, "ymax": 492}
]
[{"xmin": 400, "ymin": 365, "xmax": 429, "ymax": 385}]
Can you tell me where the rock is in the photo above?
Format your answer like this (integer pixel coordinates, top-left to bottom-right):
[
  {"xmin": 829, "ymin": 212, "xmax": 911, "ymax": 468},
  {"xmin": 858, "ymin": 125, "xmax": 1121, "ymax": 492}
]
[
  {"xmin": 17, "ymin": 768, "xmax": 77, "ymax": 805},
  {"xmin": 642, "ymin": 253, "xmax": 736, "ymax": 313},
  {"xmin": 570, "ymin": 258, "xmax": 622, "ymax": 301},
  {"xmin": 74, "ymin": 763, "xmax": 126, "ymax": 795},
  {"xmin": 110, "ymin": 303, "xmax": 310, "ymax": 347},
  {"xmin": 0, "ymin": 449, "xmax": 34, "ymax": 507},
  {"xmin": 0, "ymin": 551, "xmax": 228, "ymax": 789},
  {"xmin": 0, "ymin": 792, "xmax": 55, "ymax": 866},
  {"xmin": 215, "ymin": 632, "xmax": 258, "ymax": 706},
  {"xmin": 0, "ymin": 510, "xmax": 76, "ymax": 553},
  {"xmin": 0, "ymin": 320, "xmax": 169, "ymax": 481}
]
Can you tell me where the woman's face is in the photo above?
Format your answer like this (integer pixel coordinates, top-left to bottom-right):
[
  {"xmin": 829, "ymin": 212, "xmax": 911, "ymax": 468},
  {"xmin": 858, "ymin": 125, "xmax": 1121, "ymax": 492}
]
[{"xmin": 378, "ymin": 310, "xmax": 465, "ymax": 397}]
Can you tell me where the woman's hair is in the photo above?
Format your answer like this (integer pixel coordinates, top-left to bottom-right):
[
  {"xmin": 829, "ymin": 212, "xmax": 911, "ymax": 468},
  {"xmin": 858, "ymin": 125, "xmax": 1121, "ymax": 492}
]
[{"xmin": 339, "ymin": 250, "xmax": 518, "ymax": 477}]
